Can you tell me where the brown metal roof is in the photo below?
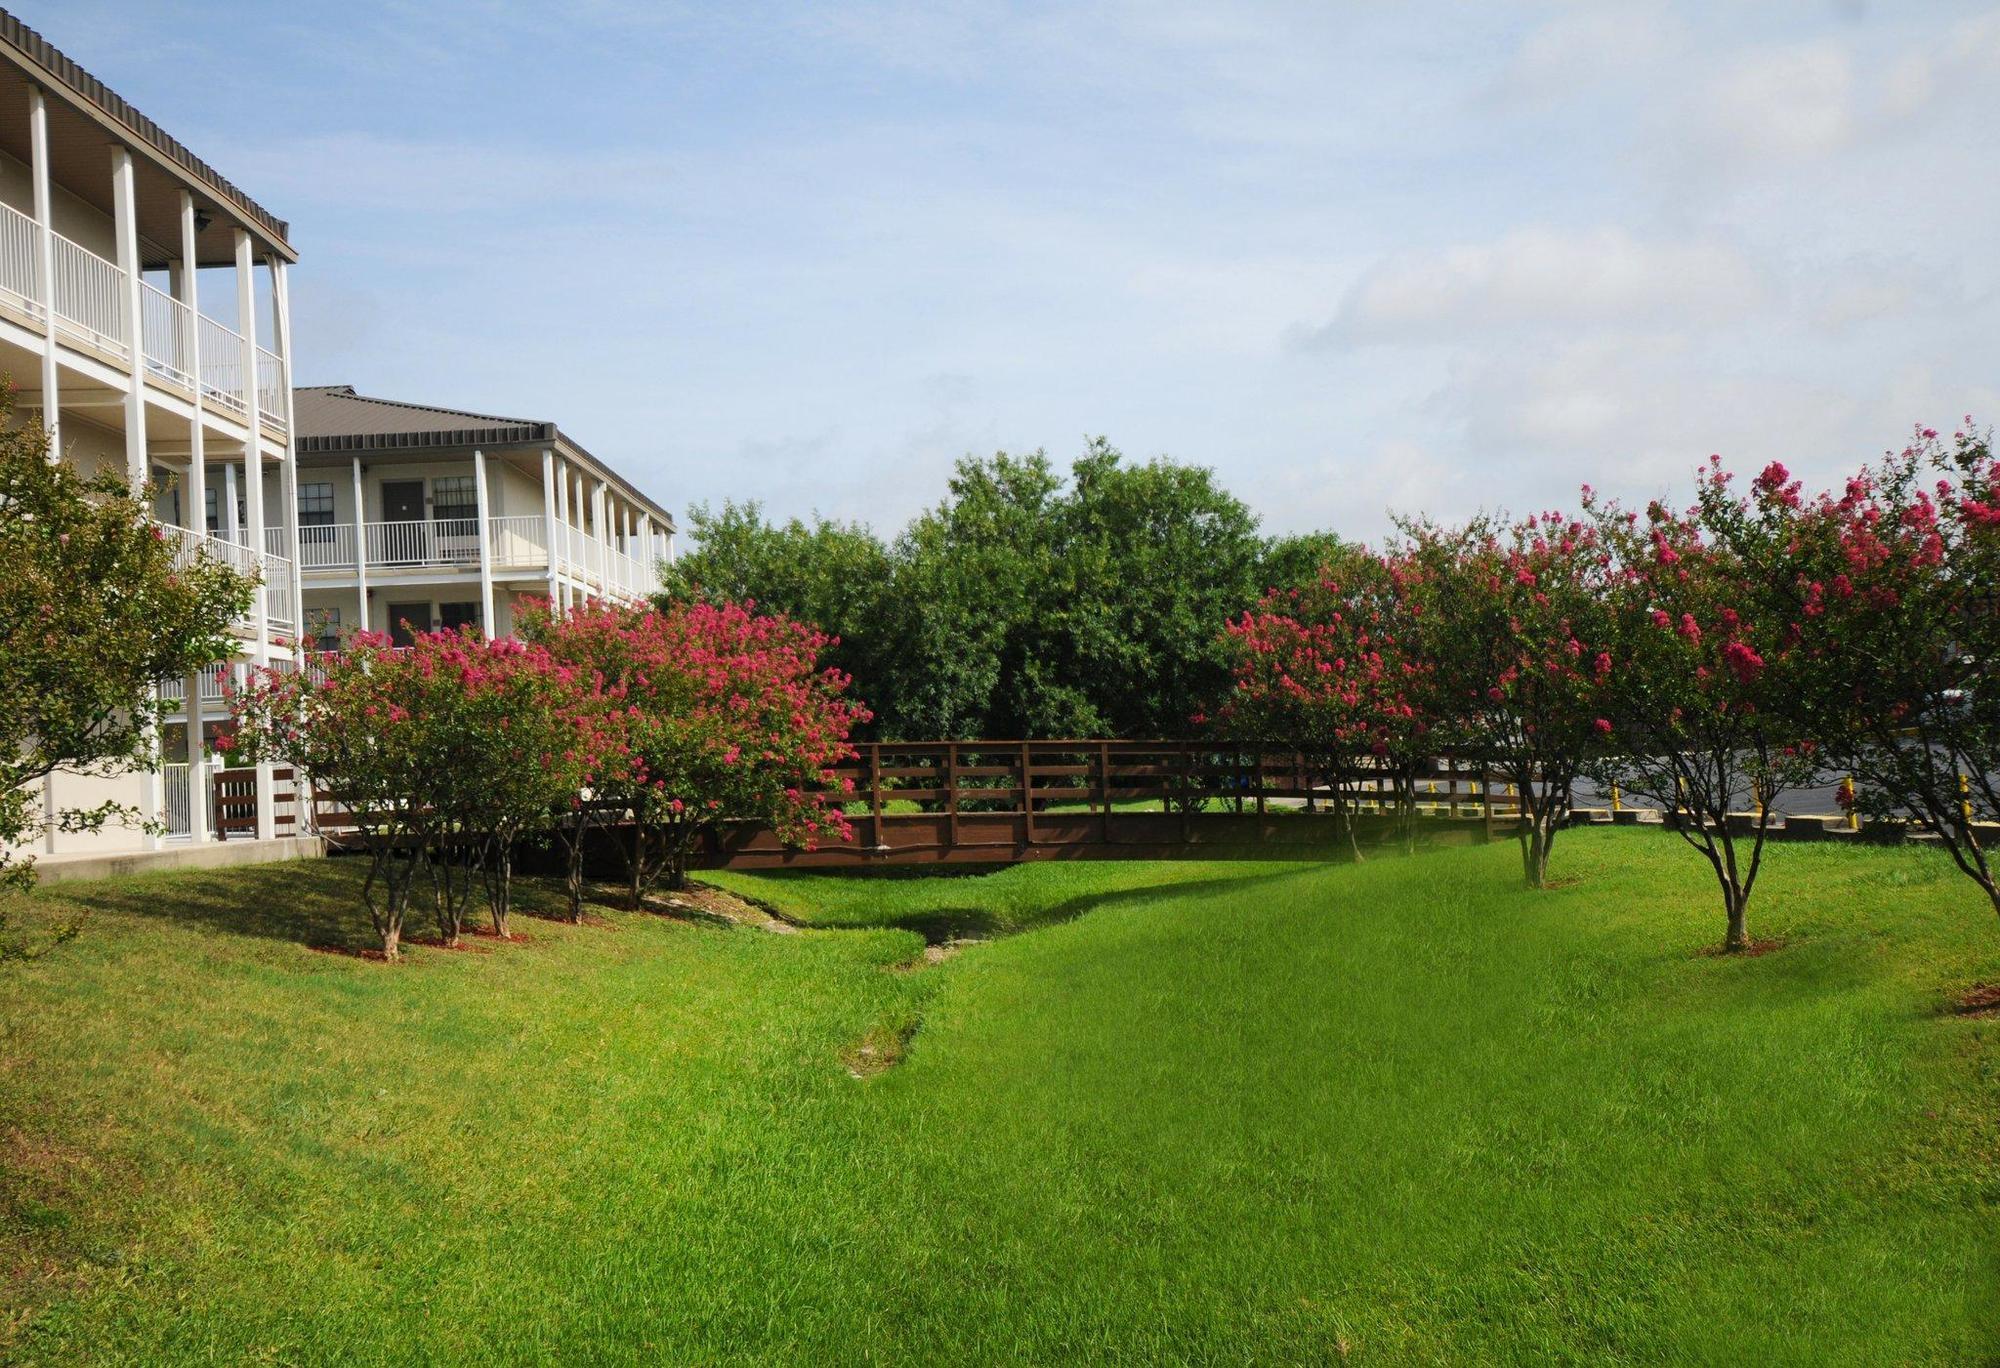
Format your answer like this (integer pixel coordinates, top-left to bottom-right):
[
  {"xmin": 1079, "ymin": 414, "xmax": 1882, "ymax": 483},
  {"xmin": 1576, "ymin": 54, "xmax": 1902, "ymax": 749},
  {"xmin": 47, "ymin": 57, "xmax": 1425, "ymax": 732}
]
[
  {"xmin": 294, "ymin": 385, "xmax": 676, "ymax": 529},
  {"xmin": 293, "ymin": 385, "xmax": 553, "ymax": 449},
  {"xmin": 0, "ymin": 7, "xmax": 295, "ymax": 258}
]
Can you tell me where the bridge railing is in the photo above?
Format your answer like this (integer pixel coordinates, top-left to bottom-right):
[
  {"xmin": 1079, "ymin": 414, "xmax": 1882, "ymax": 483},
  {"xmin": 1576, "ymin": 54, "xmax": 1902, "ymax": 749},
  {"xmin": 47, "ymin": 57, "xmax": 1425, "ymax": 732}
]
[{"xmin": 710, "ymin": 740, "xmax": 1525, "ymax": 868}]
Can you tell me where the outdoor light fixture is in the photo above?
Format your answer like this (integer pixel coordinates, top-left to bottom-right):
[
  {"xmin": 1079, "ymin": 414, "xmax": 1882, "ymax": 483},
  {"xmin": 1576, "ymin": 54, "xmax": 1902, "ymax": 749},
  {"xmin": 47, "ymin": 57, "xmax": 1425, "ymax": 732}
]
[{"xmin": 193, "ymin": 209, "xmax": 212, "ymax": 233}]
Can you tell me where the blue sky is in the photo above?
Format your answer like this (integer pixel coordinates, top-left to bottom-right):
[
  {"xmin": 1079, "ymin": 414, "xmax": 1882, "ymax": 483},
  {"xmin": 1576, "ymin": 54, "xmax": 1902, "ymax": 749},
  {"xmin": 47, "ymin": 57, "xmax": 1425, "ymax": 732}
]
[{"xmin": 45, "ymin": 1, "xmax": 2000, "ymax": 539}]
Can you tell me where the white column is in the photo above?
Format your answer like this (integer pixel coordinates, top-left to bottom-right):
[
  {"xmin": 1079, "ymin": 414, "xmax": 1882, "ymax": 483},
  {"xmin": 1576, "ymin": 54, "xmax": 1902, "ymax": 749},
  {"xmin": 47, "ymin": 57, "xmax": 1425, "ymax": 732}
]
[
  {"xmin": 271, "ymin": 259, "xmax": 303, "ymax": 664},
  {"xmin": 111, "ymin": 148, "xmax": 146, "ymax": 488},
  {"xmin": 178, "ymin": 193, "xmax": 209, "ymax": 845},
  {"xmin": 637, "ymin": 511, "xmax": 654, "ymax": 594},
  {"xmin": 28, "ymin": 87, "xmax": 58, "ymax": 456},
  {"xmin": 235, "ymin": 231, "xmax": 273, "ymax": 842},
  {"xmin": 554, "ymin": 458, "xmax": 572, "ymax": 608},
  {"xmin": 351, "ymin": 455, "xmax": 369, "ymax": 632},
  {"xmin": 472, "ymin": 448, "xmax": 495, "ymax": 638},
  {"xmin": 591, "ymin": 480, "xmax": 608, "ymax": 596},
  {"xmin": 540, "ymin": 448, "xmax": 560, "ymax": 609},
  {"xmin": 111, "ymin": 148, "xmax": 160, "ymax": 847},
  {"xmin": 222, "ymin": 460, "xmax": 240, "ymax": 543}
]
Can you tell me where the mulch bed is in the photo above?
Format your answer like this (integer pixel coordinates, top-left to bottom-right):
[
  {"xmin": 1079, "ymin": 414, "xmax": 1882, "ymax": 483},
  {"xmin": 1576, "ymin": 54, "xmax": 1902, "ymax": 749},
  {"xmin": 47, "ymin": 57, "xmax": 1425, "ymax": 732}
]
[
  {"xmin": 1696, "ymin": 937, "xmax": 1787, "ymax": 958},
  {"xmin": 1951, "ymin": 983, "xmax": 2000, "ymax": 1017},
  {"xmin": 305, "ymin": 943, "xmax": 394, "ymax": 963}
]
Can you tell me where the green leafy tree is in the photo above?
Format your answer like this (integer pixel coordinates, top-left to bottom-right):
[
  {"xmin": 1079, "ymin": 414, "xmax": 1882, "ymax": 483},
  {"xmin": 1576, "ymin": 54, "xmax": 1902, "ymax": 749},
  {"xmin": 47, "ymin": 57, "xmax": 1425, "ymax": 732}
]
[
  {"xmin": 1, "ymin": 400, "xmax": 253, "ymax": 912},
  {"xmin": 655, "ymin": 501, "xmax": 893, "ymax": 722}
]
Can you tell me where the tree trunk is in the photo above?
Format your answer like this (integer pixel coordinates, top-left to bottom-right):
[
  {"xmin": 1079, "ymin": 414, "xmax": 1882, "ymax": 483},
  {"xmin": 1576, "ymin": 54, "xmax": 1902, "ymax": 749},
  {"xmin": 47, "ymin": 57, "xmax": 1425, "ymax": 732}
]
[
  {"xmin": 380, "ymin": 920, "xmax": 402, "ymax": 961},
  {"xmin": 1723, "ymin": 888, "xmax": 1749, "ymax": 953},
  {"xmin": 488, "ymin": 843, "xmax": 512, "ymax": 939}
]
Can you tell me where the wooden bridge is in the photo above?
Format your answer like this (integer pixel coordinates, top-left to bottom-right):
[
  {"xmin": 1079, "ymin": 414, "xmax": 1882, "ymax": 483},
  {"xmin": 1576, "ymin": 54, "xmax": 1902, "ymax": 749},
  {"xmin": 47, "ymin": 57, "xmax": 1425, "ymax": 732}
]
[{"xmin": 701, "ymin": 741, "xmax": 1523, "ymax": 868}]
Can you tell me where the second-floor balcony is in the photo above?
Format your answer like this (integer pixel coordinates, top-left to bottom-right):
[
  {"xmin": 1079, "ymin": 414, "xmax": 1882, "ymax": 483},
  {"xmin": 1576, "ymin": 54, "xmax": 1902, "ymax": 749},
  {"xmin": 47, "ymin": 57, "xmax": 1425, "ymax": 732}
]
[
  {"xmin": 279, "ymin": 515, "xmax": 661, "ymax": 600},
  {"xmin": 157, "ymin": 520, "xmax": 296, "ymax": 639},
  {"xmin": 0, "ymin": 200, "xmax": 286, "ymax": 434}
]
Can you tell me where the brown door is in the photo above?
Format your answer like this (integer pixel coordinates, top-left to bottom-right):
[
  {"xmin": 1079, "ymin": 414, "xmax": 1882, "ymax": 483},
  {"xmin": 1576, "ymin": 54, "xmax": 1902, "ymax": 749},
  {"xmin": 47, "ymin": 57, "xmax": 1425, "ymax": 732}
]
[{"xmin": 381, "ymin": 481, "xmax": 424, "ymax": 522}]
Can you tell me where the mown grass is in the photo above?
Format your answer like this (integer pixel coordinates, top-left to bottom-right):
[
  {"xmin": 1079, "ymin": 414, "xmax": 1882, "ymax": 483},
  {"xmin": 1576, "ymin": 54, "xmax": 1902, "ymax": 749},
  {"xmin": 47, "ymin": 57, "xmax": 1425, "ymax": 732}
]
[{"xmin": 2, "ymin": 831, "xmax": 1998, "ymax": 1363}]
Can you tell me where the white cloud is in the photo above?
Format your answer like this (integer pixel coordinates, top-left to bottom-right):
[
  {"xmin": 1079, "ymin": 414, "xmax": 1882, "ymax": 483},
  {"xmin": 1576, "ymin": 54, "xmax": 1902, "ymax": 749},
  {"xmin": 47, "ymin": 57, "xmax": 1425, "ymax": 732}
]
[{"xmin": 1303, "ymin": 227, "xmax": 1763, "ymax": 346}]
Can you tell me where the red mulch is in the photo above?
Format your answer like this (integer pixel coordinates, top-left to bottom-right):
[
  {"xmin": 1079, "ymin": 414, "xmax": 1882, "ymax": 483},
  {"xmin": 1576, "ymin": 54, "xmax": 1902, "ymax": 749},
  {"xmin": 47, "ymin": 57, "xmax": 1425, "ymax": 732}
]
[
  {"xmin": 405, "ymin": 935, "xmax": 493, "ymax": 954},
  {"xmin": 1697, "ymin": 937, "xmax": 1787, "ymax": 958},
  {"xmin": 1952, "ymin": 983, "xmax": 2000, "ymax": 1017},
  {"xmin": 306, "ymin": 943, "xmax": 394, "ymax": 963}
]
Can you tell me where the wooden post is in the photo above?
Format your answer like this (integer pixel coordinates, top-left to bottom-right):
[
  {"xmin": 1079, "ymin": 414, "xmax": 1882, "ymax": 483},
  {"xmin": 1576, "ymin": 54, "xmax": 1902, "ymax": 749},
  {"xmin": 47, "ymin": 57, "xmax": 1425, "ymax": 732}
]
[
  {"xmin": 946, "ymin": 743, "xmax": 960, "ymax": 851},
  {"xmin": 1254, "ymin": 745, "xmax": 1266, "ymax": 818},
  {"xmin": 1099, "ymin": 740, "xmax": 1112, "ymax": 846},
  {"xmin": 1480, "ymin": 760, "xmax": 1494, "ymax": 840},
  {"xmin": 868, "ymin": 742, "xmax": 883, "ymax": 851},
  {"xmin": 1020, "ymin": 740, "xmax": 1035, "ymax": 846}
]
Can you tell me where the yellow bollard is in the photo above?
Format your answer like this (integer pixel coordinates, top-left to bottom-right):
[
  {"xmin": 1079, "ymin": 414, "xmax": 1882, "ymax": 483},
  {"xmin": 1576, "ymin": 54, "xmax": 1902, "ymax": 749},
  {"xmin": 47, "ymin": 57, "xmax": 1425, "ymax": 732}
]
[
  {"xmin": 1962, "ymin": 772, "xmax": 1974, "ymax": 825},
  {"xmin": 1840, "ymin": 775, "xmax": 1859, "ymax": 831},
  {"xmin": 1610, "ymin": 783, "xmax": 1621, "ymax": 813}
]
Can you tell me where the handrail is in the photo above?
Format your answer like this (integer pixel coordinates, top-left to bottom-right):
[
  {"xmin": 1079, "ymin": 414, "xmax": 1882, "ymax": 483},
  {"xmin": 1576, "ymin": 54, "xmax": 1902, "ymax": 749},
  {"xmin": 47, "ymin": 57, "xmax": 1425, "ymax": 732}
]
[
  {"xmin": 0, "ymin": 200, "xmax": 41, "ymax": 317},
  {"xmin": 255, "ymin": 345, "xmax": 287, "ymax": 429},
  {"xmin": 49, "ymin": 228, "xmax": 126, "ymax": 358},
  {"xmin": 197, "ymin": 313, "xmax": 248, "ymax": 415},
  {"xmin": 139, "ymin": 280, "xmax": 194, "ymax": 390}
]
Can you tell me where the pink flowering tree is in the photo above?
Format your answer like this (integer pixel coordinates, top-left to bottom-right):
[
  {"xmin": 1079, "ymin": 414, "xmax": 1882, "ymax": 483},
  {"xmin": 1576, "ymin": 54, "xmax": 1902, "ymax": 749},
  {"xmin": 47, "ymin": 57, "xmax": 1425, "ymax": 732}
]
[
  {"xmin": 229, "ymin": 629, "xmax": 614, "ymax": 955},
  {"xmin": 1584, "ymin": 471, "xmax": 1820, "ymax": 951},
  {"xmin": 523, "ymin": 599, "xmax": 868, "ymax": 904},
  {"xmin": 1218, "ymin": 548, "xmax": 1432, "ymax": 855},
  {"xmin": 231, "ymin": 632, "xmax": 464, "ymax": 958},
  {"xmin": 1705, "ymin": 424, "xmax": 2000, "ymax": 918},
  {"xmin": 1395, "ymin": 511, "xmax": 1618, "ymax": 888}
]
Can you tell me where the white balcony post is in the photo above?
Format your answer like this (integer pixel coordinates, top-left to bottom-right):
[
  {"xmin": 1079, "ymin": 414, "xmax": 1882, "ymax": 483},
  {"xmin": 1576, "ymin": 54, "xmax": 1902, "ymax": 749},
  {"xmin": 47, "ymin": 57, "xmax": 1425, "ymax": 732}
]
[
  {"xmin": 272, "ymin": 258, "xmax": 303, "ymax": 663},
  {"xmin": 27, "ymin": 86, "xmax": 57, "ymax": 455},
  {"xmin": 591, "ymin": 480, "xmax": 608, "ymax": 594},
  {"xmin": 235, "ymin": 231, "xmax": 273, "ymax": 842},
  {"xmin": 111, "ymin": 147, "xmax": 159, "ymax": 847},
  {"xmin": 351, "ymin": 456, "xmax": 369, "ymax": 632},
  {"xmin": 554, "ymin": 458, "xmax": 572, "ymax": 607},
  {"xmin": 472, "ymin": 448, "xmax": 495, "ymax": 638},
  {"xmin": 638, "ymin": 511, "xmax": 654, "ymax": 594},
  {"xmin": 539, "ymin": 448, "xmax": 559, "ymax": 610},
  {"xmin": 111, "ymin": 148, "xmax": 146, "ymax": 487},
  {"xmin": 178, "ymin": 193, "xmax": 210, "ymax": 844}
]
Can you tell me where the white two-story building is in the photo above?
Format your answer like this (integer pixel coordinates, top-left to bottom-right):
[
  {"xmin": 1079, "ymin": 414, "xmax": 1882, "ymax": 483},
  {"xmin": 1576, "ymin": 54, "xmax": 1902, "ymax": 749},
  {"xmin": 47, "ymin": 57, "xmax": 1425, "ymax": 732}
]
[
  {"xmin": 291, "ymin": 384, "xmax": 674, "ymax": 646},
  {"xmin": 0, "ymin": 10, "xmax": 305, "ymax": 862}
]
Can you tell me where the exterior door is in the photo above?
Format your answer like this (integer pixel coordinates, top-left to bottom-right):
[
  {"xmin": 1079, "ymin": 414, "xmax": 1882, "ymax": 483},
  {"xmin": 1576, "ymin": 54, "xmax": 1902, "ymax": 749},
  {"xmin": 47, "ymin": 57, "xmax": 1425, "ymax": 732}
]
[
  {"xmin": 380, "ymin": 480, "xmax": 425, "ymax": 564},
  {"xmin": 387, "ymin": 602, "xmax": 431, "ymax": 648}
]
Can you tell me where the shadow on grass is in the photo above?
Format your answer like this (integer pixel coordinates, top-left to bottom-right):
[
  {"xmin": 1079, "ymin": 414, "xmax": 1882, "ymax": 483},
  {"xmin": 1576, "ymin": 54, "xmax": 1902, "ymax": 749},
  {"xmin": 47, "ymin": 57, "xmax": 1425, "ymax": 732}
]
[
  {"xmin": 764, "ymin": 865, "xmax": 1322, "ymax": 946},
  {"xmin": 36, "ymin": 854, "xmax": 604, "ymax": 955}
]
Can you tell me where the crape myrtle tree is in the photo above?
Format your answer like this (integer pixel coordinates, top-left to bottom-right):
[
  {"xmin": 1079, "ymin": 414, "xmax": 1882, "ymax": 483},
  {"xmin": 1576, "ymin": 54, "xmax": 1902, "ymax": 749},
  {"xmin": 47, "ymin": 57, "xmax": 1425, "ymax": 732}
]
[
  {"xmin": 1706, "ymin": 425, "xmax": 2000, "ymax": 918},
  {"xmin": 1, "ymin": 399, "xmax": 253, "ymax": 908},
  {"xmin": 1397, "ymin": 511, "xmax": 1617, "ymax": 888},
  {"xmin": 230, "ymin": 629, "xmax": 614, "ymax": 955},
  {"xmin": 1217, "ymin": 546, "xmax": 1432, "ymax": 856},
  {"xmin": 524, "ymin": 599, "xmax": 868, "ymax": 904},
  {"xmin": 1584, "ymin": 470, "xmax": 1820, "ymax": 952}
]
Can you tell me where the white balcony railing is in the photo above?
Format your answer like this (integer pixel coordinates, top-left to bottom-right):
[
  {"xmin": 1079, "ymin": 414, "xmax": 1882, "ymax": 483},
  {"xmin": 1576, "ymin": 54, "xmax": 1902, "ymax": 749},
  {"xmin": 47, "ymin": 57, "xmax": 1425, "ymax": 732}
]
[
  {"xmin": 50, "ymin": 229, "xmax": 127, "ymax": 360},
  {"xmin": 263, "ymin": 550, "xmax": 296, "ymax": 635},
  {"xmin": 198, "ymin": 314, "xmax": 249, "ymax": 417},
  {"xmin": 158, "ymin": 661, "xmax": 233, "ymax": 705},
  {"xmin": 487, "ymin": 515, "xmax": 548, "ymax": 568},
  {"xmin": 0, "ymin": 201, "xmax": 42, "ymax": 318},
  {"xmin": 256, "ymin": 346, "xmax": 287, "ymax": 430},
  {"xmin": 163, "ymin": 762, "xmax": 192, "ymax": 838},
  {"xmin": 286, "ymin": 516, "xmax": 656, "ymax": 600},
  {"xmin": 139, "ymin": 281, "xmax": 195, "ymax": 390}
]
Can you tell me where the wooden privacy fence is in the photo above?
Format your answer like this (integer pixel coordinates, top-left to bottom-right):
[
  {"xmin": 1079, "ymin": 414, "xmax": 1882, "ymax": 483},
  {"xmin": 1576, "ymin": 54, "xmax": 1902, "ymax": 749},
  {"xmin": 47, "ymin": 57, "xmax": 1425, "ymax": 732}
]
[{"xmin": 704, "ymin": 740, "xmax": 1525, "ymax": 869}]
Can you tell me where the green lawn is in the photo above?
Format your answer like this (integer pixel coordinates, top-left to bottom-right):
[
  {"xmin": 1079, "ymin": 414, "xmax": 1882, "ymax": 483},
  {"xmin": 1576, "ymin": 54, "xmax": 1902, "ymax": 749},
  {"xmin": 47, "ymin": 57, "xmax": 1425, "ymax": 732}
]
[{"xmin": 3, "ymin": 831, "xmax": 1998, "ymax": 1363}]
